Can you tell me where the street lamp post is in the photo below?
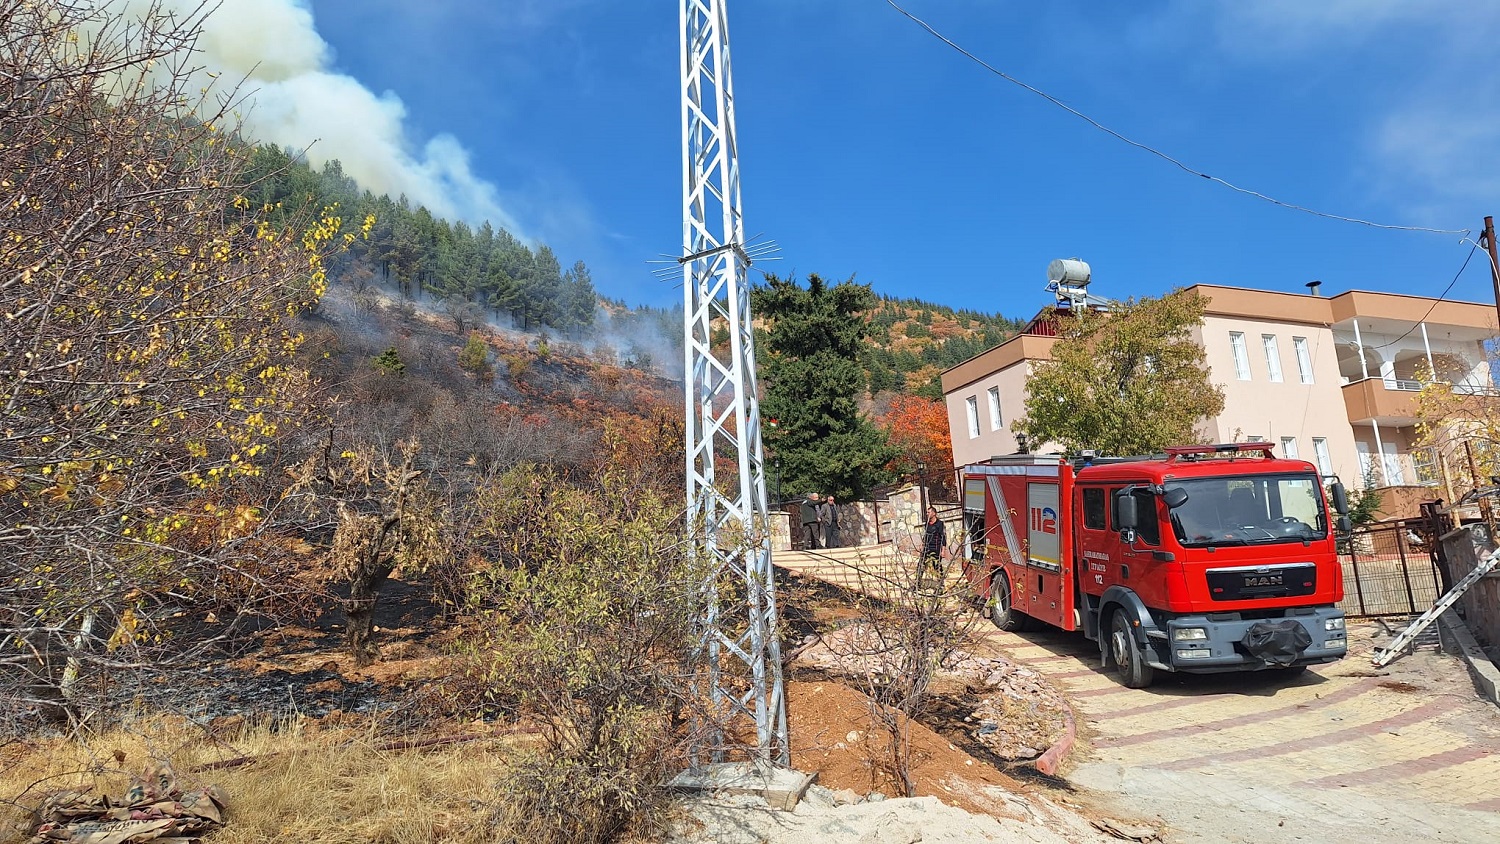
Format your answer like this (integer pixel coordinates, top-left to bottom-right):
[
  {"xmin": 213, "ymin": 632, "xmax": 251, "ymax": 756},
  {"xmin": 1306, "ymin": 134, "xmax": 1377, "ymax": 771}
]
[{"xmin": 916, "ymin": 459, "xmax": 927, "ymax": 515}]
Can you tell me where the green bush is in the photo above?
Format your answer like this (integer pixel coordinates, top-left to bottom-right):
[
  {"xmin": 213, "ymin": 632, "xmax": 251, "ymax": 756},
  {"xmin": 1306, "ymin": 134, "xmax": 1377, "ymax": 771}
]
[
  {"xmin": 372, "ymin": 347, "xmax": 405, "ymax": 376},
  {"xmin": 457, "ymin": 465, "xmax": 707, "ymax": 844},
  {"xmin": 458, "ymin": 333, "xmax": 489, "ymax": 373}
]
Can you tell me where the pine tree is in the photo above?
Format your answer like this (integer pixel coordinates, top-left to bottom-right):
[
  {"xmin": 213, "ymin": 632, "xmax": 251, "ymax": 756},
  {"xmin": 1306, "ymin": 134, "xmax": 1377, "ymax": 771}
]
[{"xmin": 753, "ymin": 274, "xmax": 899, "ymax": 499}]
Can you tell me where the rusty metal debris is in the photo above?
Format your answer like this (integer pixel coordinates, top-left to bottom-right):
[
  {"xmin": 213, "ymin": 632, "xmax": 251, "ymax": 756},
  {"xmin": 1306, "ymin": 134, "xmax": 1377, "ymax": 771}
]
[{"xmin": 27, "ymin": 763, "xmax": 226, "ymax": 844}]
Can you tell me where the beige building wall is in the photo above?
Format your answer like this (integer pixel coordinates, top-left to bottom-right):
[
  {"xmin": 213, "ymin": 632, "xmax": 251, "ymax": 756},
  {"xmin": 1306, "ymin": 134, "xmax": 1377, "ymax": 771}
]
[
  {"xmin": 945, "ymin": 360, "xmax": 1030, "ymax": 466},
  {"xmin": 1195, "ymin": 314, "xmax": 1361, "ymax": 484},
  {"xmin": 938, "ymin": 285, "xmax": 1494, "ymax": 517},
  {"xmin": 941, "ymin": 333, "xmax": 1057, "ymax": 467}
]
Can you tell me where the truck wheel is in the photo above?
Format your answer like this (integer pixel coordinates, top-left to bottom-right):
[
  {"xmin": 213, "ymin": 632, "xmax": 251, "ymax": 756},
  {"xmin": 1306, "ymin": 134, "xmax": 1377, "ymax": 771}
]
[
  {"xmin": 1109, "ymin": 611, "xmax": 1155, "ymax": 689},
  {"xmin": 989, "ymin": 571, "xmax": 1034, "ymax": 632}
]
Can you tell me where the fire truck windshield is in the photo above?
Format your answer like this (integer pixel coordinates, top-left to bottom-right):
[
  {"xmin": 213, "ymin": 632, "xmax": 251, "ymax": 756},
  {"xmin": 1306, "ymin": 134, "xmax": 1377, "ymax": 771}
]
[{"xmin": 1165, "ymin": 473, "xmax": 1328, "ymax": 547}]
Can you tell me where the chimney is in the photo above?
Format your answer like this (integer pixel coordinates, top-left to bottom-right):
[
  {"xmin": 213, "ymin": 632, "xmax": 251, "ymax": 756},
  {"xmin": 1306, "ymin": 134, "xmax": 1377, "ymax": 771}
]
[{"xmin": 1305, "ymin": 280, "xmax": 1322, "ymax": 297}]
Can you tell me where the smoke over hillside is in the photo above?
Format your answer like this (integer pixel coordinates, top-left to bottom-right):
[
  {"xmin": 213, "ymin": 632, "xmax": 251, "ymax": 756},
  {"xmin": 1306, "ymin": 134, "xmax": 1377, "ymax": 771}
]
[{"xmin": 112, "ymin": 0, "xmax": 520, "ymax": 234}]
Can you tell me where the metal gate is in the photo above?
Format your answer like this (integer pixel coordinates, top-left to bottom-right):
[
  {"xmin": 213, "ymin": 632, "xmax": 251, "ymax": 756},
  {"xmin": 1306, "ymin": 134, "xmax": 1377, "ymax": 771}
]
[{"xmin": 1338, "ymin": 522, "xmax": 1443, "ymax": 616}]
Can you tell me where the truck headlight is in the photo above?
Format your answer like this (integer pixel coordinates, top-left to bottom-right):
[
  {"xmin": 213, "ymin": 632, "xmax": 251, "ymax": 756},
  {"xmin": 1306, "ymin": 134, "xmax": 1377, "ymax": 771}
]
[
  {"xmin": 1176, "ymin": 648, "xmax": 1213, "ymax": 660},
  {"xmin": 1173, "ymin": 627, "xmax": 1208, "ymax": 641},
  {"xmin": 1324, "ymin": 617, "xmax": 1345, "ymax": 631}
]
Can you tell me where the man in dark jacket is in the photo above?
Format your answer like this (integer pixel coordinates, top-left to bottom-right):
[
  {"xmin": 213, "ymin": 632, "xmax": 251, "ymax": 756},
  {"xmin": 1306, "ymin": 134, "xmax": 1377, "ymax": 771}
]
[
  {"xmin": 820, "ymin": 494, "xmax": 841, "ymax": 548},
  {"xmin": 800, "ymin": 493, "xmax": 823, "ymax": 549},
  {"xmin": 920, "ymin": 505, "xmax": 946, "ymax": 579}
]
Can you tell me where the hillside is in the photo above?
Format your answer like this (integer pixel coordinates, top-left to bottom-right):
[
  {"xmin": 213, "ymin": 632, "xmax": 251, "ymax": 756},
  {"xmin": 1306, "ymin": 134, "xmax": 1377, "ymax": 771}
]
[
  {"xmin": 252, "ymin": 148, "xmax": 1024, "ymax": 406},
  {"xmin": 301, "ymin": 286, "xmax": 684, "ymax": 494},
  {"xmin": 861, "ymin": 295, "xmax": 1025, "ymax": 404},
  {"xmin": 0, "ymin": 10, "xmax": 1045, "ymax": 842}
]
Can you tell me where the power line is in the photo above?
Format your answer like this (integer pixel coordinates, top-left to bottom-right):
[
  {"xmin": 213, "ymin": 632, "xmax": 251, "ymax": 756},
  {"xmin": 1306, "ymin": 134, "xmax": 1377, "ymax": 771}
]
[
  {"xmin": 1365, "ymin": 241, "xmax": 1480, "ymax": 351},
  {"xmin": 885, "ymin": 0, "xmax": 1471, "ymax": 237}
]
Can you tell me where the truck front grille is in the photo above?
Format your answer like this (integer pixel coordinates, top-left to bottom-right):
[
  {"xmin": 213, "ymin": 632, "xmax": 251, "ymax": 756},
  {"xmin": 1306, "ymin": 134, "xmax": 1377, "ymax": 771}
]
[{"xmin": 1205, "ymin": 563, "xmax": 1317, "ymax": 602}]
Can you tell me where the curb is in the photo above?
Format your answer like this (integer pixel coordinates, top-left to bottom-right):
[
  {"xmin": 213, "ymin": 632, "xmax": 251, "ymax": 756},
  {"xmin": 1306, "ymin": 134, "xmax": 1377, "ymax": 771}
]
[
  {"xmin": 1034, "ymin": 705, "xmax": 1076, "ymax": 776},
  {"xmin": 1437, "ymin": 608, "xmax": 1500, "ymax": 708}
]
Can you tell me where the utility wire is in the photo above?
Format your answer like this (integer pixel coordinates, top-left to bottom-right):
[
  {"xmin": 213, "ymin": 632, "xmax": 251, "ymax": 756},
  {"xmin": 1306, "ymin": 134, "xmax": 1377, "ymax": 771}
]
[
  {"xmin": 1365, "ymin": 241, "xmax": 1480, "ymax": 351},
  {"xmin": 885, "ymin": 0, "xmax": 1471, "ymax": 237}
]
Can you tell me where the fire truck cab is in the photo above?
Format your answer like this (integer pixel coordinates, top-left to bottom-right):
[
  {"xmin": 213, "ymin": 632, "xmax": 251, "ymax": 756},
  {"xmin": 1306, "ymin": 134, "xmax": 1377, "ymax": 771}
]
[{"xmin": 960, "ymin": 443, "xmax": 1351, "ymax": 687}]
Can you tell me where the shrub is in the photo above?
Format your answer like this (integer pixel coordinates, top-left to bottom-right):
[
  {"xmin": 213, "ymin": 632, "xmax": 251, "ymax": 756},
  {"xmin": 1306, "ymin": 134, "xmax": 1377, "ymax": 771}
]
[
  {"xmin": 501, "ymin": 354, "xmax": 530, "ymax": 380},
  {"xmin": 455, "ymin": 465, "xmax": 706, "ymax": 844},
  {"xmin": 458, "ymin": 333, "xmax": 490, "ymax": 374},
  {"xmin": 373, "ymin": 347, "xmax": 406, "ymax": 376}
]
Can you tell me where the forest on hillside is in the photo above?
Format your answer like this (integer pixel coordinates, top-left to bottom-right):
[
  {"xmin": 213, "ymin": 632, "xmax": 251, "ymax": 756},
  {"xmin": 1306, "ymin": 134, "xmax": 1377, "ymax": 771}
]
[{"xmin": 240, "ymin": 148, "xmax": 1025, "ymax": 400}]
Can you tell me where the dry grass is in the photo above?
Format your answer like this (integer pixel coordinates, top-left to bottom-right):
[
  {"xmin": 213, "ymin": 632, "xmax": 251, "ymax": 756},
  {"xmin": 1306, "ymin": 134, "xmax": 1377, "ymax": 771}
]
[{"xmin": 1, "ymin": 716, "xmax": 524, "ymax": 844}]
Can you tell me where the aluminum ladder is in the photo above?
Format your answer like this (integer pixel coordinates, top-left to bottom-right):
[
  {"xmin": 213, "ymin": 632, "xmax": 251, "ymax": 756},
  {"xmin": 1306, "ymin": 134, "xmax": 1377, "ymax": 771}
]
[{"xmin": 1372, "ymin": 545, "xmax": 1500, "ymax": 667}]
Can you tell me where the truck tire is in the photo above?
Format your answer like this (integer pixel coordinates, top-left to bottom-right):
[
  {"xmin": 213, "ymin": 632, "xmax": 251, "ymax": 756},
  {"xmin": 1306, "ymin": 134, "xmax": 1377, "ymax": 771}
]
[
  {"xmin": 1109, "ymin": 610, "xmax": 1155, "ymax": 689},
  {"xmin": 989, "ymin": 571, "xmax": 1035, "ymax": 632}
]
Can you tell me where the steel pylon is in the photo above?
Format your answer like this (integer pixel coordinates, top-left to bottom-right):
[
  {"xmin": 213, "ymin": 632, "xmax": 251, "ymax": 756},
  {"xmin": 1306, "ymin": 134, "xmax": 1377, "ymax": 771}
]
[{"xmin": 680, "ymin": 0, "xmax": 788, "ymax": 766}]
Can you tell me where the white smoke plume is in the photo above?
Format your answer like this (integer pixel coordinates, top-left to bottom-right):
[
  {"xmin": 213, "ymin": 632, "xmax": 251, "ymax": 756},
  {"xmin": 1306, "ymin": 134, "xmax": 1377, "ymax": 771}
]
[{"xmin": 107, "ymin": 0, "xmax": 521, "ymax": 234}]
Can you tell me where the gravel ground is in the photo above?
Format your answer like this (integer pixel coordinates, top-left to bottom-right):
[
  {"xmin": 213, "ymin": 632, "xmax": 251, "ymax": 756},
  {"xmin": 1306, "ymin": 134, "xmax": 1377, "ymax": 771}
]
[{"xmin": 667, "ymin": 784, "xmax": 1138, "ymax": 844}]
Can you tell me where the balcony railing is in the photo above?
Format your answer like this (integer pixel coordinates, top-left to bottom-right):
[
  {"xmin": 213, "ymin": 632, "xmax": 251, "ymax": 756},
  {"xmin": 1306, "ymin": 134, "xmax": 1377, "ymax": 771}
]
[{"xmin": 1349, "ymin": 376, "xmax": 1500, "ymax": 396}]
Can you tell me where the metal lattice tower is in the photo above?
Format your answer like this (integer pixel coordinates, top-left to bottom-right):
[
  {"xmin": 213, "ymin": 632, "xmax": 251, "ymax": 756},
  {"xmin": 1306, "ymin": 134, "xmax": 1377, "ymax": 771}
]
[{"xmin": 680, "ymin": 0, "xmax": 788, "ymax": 765}]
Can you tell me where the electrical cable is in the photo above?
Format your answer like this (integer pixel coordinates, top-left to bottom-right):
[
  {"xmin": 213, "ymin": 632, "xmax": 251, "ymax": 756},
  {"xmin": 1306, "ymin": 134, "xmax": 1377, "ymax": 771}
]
[
  {"xmin": 884, "ymin": 0, "xmax": 1471, "ymax": 237},
  {"xmin": 1364, "ymin": 242, "xmax": 1480, "ymax": 351}
]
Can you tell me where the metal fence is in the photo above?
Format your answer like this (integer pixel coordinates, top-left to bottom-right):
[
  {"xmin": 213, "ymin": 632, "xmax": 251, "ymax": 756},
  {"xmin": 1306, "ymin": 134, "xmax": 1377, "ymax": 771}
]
[{"xmin": 1338, "ymin": 522, "xmax": 1443, "ymax": 617}]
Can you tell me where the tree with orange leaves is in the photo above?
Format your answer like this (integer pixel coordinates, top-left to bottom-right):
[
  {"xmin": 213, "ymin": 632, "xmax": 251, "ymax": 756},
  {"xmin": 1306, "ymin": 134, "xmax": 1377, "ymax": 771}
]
[{"xmin": 880, "ymin": 395, "xmax": 955, "ymax": 499}]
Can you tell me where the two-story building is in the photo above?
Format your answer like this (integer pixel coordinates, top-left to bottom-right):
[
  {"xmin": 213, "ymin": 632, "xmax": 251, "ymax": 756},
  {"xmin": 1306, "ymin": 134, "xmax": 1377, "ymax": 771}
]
[{"xmin": 940, "ymin": 283, "xmax": 1496, "ymax": 514}]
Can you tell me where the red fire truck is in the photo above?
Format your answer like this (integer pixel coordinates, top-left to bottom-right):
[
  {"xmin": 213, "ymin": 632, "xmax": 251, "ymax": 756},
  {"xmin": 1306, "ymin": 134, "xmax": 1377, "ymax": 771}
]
[{"xmin": 959, "ymin": 443, "xmax": 1352, "ymax": 687}]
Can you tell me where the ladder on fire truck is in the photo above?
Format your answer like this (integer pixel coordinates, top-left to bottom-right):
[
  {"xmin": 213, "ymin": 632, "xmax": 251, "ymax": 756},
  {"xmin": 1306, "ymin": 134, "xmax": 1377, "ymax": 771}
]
[{"xmin": 1373, "ymin": 543, "xmax": 1500, "ymax": 667}]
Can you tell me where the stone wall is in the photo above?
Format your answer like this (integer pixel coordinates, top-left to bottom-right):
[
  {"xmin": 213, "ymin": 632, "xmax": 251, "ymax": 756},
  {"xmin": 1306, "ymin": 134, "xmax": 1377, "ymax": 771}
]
[
  {"xmin": 1440, "ymin": 526, "xmax": 1500, "ymax": 649},
  {"xmin": 770, "ymin": 509, "xmax": 792, "ymax": 552},
  {"xmin": 771, "ymin": 484, "xmax": 960, "ymax": 551}
]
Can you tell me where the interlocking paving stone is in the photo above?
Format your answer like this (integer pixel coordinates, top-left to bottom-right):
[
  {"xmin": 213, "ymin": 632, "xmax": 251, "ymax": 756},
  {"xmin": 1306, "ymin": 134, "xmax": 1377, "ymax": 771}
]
[{"xmin": 773, "ymin": 546, "xmax": 1500, "ymax": 842}]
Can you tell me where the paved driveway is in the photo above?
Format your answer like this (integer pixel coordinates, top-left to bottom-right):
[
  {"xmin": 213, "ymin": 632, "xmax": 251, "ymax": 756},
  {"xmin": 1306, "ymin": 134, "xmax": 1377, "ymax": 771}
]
[
  {"xmin": 983, "ymin": 619, "xmax": 1500, "ymax": 843},
  {"xmin": 773, "ymin": 546, "xmax": 1500, "ymax": 842}
]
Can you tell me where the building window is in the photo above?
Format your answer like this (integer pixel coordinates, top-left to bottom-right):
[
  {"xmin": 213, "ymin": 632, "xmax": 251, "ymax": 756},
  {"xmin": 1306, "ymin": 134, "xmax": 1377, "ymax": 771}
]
[
  {"xmin": 965, "ymin": 396, "xmax": 979, "ymax": 439},
  {"xmin": 1229, "ymin": 332, "xmax": 1251, "ymax": 380},
  {"xmin": 1293, "ymin": 336, "xmax": 1314, "ymax": 384},
  {"xmin": 1313, "ymin": 438, "xmax": 1333, "ymax": 476},
  {"xmin": 1414, "ymin": 448, "xmax": 1440, "ymax": 486},
  {"xmin": 1262, "ymin": 334, "xmax": 1283, "ymax": 383},
  {"xmin": 1246, "ymin": 435, "xmax": 1265, "ymax": 442},
  {"xmin": 1280, "ymin": 437, "xmax": 1299, "ymax": 459},
  {"xmin": 987, "ymin": 386, "xmax": 1002, "ymax": 430}
]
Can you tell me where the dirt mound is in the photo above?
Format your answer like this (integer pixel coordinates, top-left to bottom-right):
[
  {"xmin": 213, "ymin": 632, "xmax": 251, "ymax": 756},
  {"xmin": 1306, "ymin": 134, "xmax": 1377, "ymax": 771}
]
[
  {"xmin": 787, "ymin": 680, "xmax": 1012, "ymax": 812},
  {"xmin": 795, "ymin": 626, "xmax": 1071, "ymax": 762}
]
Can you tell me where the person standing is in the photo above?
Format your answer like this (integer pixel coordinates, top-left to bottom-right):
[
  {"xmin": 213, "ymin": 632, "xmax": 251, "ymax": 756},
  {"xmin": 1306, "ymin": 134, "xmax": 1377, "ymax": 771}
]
[
  {"xmin": 920, "ymin": 505, "xmax": 946, "ymax": 579},
  {"xmin": 800, "ymin": 492, "xmax": 823, "ymax": 550},
  {"xmin": 820, "ymin": 494, "xmax": 841, "ymax": 548}
]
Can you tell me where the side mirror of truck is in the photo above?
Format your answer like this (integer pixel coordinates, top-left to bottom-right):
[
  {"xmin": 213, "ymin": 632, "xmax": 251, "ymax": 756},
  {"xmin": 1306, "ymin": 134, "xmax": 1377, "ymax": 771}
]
[
  {"xmin": 1337, "ymin": 515, "xmax": 1352, "ymax": 534},
  {"xmin": 1330, "ymin": 481, "xmax": 1349, "ymax": 516},
  {"xmin": 1116, "ymin": 493, "xmax": 1139, "ymax": 534},
  {"xmin": 1162, "ymin": 487, "xmax": 1189, "ymax": 509}
]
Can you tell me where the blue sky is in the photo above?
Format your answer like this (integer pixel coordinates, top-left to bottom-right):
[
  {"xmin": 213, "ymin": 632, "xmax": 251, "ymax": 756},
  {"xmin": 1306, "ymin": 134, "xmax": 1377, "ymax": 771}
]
[{"xmin": 201, "ymin": 1, "xmax": 1499, "ymax": 319}]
